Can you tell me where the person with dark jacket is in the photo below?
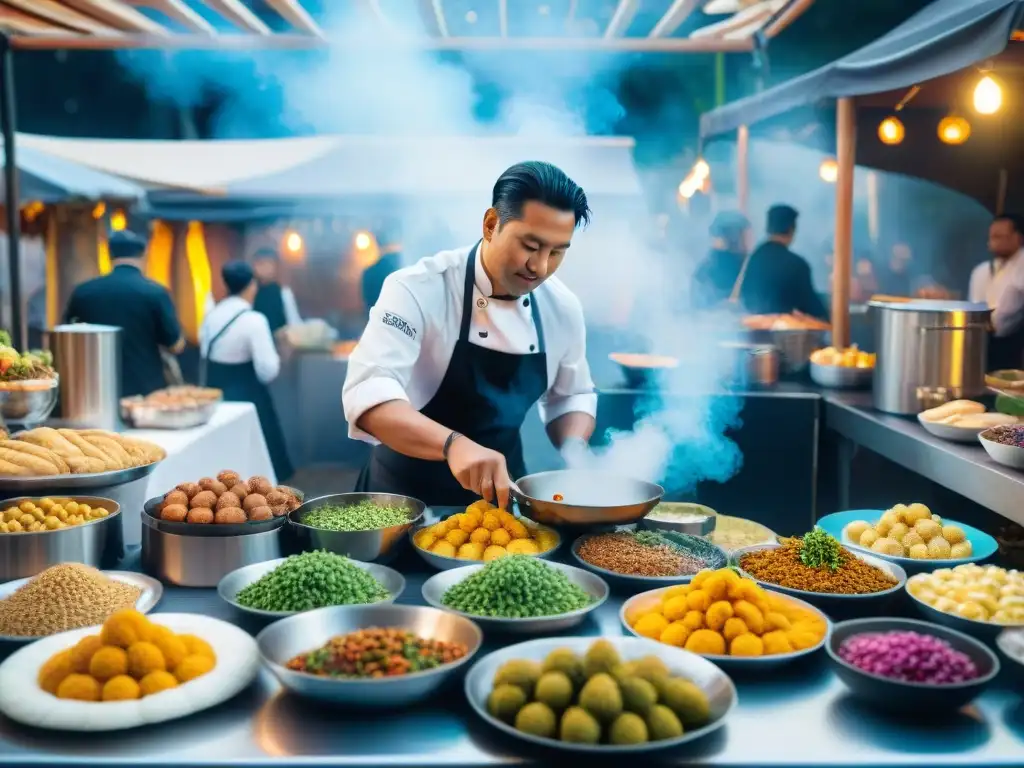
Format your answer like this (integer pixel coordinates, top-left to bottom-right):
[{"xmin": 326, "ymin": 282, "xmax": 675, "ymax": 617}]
[
  {"xmin": 63, "ymin": 229, "xmax": 184, "ymax": 397},
  {"xmin": 360, "ymin": 228, "xmax": 403, "ymax": 311},
  {"xmin": 691, "ymin": 211, "xmax": 751, "ymax": 308},
  {"xmin": 740, "ymin": 205, "xmax": 829, "ymax": 319},
  {"xmin": 251, "ymin": 248, "xmax": 302, "ymax": 334}
]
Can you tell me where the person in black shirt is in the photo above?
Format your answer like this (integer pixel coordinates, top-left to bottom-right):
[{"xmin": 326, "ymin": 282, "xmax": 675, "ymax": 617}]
[
  {"xmin": 360, "ymin": 227, "xmax": 403, "ymax": 311},
  {"xmin": 691, "ymin": 211, "xmax": 751, "ymax": 309},
  {"xmin": 251, "ymin": 248, "xmax": 301, "ymax": 334},
  {"xmin": 740, "ymin": 204, "xmax": 829, "ymax": 320},
  {"xmin": 63, "ymin": 230, "xmax": 184, "ymax": 397}
]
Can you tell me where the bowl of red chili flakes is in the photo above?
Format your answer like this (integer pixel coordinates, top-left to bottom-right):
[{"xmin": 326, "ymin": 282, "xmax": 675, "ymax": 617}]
[{"xmin": 255, "ymin": 604, "xmax": 482, "ymax": 707}]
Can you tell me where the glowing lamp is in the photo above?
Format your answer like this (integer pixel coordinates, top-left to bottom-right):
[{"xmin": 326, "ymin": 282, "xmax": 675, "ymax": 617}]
[
  {"xmin": 284, "ymin": 230, "xmax": 303, "ymax": 254},
  {"xmin": 693, "ymin": 158, "xmax": 710, "ymax": 179},
  {"xmin": 973, "ymin": 75, "xmax": 1002, "ymax": 115},
  {"xmin": 355, "ymin": 231, "xmax": 372, "ymax": 250},
  {"xmin": 110, "ymin": 210, "xmax": 127, "ymax": 231},
  {"xmin": 819, "ymin": 158, "xmax": 838, "ymax": 183},
  {"xmin": 877, "ymin": 116, "xmax": 905, "ymax": 145},
  {"xmin": 938, "ymin": 116, "xmax": 971, "ymax": 145},
  {"xmin": 92, "ymin": 202, "xmax": 106, "ymax": 219}
]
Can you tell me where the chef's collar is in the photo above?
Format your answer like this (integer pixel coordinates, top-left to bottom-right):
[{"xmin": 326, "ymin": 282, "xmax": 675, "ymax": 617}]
[{"xmin": 474, "ymin": 244, "xmax": 519, "ymax": 302}]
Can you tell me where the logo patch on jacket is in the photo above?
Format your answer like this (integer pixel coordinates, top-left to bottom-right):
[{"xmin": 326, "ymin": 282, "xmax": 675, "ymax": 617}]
[{"xmin": 382, "ymin": 312, "xmax": 417, "ymax": 339}]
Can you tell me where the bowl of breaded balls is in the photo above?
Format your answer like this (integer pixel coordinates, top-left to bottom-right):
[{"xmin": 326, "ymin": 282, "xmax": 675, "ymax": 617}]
[{"xmin": 145, "ymin": 471, "xmax": 303, "ymax": 536}]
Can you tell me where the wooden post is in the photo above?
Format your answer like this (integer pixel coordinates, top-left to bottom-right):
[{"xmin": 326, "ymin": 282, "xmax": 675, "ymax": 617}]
[
  {"xmin": 737, "ymin": 124, "xmax": 750, "ymax": 215},
  {"xmin": 831, "ymin": 97, "xmax": 856, "ymax": 348}
]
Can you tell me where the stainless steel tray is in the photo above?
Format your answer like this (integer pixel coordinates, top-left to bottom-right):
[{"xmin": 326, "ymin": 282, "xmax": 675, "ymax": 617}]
[
  {"xmin": 0, "ymin": 461, "xmax": 159, "ymax": 493},
  {"xmin": 120, "ymin": 400, "xmax": 216, "ymax": 430},
  {"xmin": 0, "ymin": 570, "xmax": 162, "ymax": 643}
]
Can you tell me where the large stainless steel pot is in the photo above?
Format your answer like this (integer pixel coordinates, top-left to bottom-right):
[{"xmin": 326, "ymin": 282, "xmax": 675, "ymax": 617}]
[
  {"xmin": 50, "ymin": 323, "xmax": 122, "ymax": 430},
  {"xmin": 870, "ymin": 299, "xmax": 991, "ymax": 415}
]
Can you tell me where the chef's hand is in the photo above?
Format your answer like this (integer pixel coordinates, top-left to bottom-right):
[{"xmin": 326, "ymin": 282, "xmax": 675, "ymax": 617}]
[{"xmin": 446, "ymin": 437, "xmax": 512, "ymax": 510}]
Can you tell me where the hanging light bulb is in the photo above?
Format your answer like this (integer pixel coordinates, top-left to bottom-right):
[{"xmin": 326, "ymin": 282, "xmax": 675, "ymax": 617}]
[
  {"xmin": 354, "ymin": 231, "xmax": 372, "ymax": 250},
  {"xmin": 109, "ymin": 210, "xmax": 127, "ymax": 231},
  {"xmin": 819, "ymin": 158, "xmax": 838, "ymax": 183},
  {"xmin": 693, "ymin": 158, "xmax": 710, "ymax": 179},
  {"xmin": 973, "ymin": 75, "xmax": 1002, "ymax": 115},
  {"xmin": 938, "ymin": 115, "xmax": 971, "ymax": 145},
  {"xmin": 877, "ymin": 116, "xmax": 905, "ymax": 145}
]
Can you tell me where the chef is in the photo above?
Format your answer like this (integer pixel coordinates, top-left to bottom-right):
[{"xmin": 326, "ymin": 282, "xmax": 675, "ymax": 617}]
[
  {"xmin": 201, "ymin": 261, "xmax": 293, "ymax": 481},
  {"xmin": 343, "ymin": 161, "xmax": 598, "ymax": 509},
  {"xmin": 968, "ymin": 213, "xmax": 1024, "ymax": 369},
  {"xmin": 251, "ymin": 247, "xmax": 302, "ymax": 334}
]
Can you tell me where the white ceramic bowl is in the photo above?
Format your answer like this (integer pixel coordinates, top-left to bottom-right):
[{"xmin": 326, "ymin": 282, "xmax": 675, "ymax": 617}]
[
  {"xmin": 979, "ymin": 429, "xmax": 1024, "ymax": 469},
  {"xmin": 917, "ymin": 414, "xmax": 988, "ymax": 443}
]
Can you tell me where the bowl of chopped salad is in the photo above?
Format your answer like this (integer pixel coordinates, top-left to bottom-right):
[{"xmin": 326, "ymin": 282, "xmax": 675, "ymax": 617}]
[
  {"xmin": 0, "ymin": 336, "xmax": 58, "ymax": 426},
  {"xmin": 255, "ymin": 604, "xmax": 483, "ymax": 707}
]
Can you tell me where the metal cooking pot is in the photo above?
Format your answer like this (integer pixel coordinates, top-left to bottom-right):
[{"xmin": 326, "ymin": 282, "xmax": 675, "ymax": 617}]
[
  {"xmin": 511, "ymin": 470, "xmax": 663, "ymax": 528},
  {"xmin": 719, "ymin": 342, "xmax": 779, "ymax": 388},
  {"xmin": 745, "ymin": 329, "xmax": 827, "ymax": 374},
  {"xmin": 869, "ymin": 299, "xmax": 991, "ymax": 415}
]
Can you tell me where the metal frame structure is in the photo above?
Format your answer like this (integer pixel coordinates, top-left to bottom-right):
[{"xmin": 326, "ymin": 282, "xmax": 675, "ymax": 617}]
[{"xmin": 0, "ymin": 0, "xmax": 816, "ymax": 346}]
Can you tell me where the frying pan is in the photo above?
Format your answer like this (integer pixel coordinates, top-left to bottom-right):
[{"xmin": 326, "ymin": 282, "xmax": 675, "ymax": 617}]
[
  {"xmin": 143, "ymin": 485, "xmax": 304, "ymax": 537},
  {"xmin": 511, "ymin": 470, "xmax": 663, "ymax": 528}
]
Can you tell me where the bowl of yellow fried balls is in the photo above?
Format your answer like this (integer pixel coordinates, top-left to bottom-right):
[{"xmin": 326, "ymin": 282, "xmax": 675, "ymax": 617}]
[
  {"xmin": 809, "ymin": 345, "xmax": 875, "ymax": 389},
  {"xmin": 0, "ymin": 496, "xmax": 115, "ymax": 534},
  {"xmin": 620, "ymin": 567, "xmax": 830, "ymax": 669},
  {"xmin": 826, "ymin": 503, "xmax": 998, "ymax": 573},
  {"xmin": 410, "ymin": 501, "xmax": 561, "ymax": 570},
  {"xmin": 906, "ymin": 564, "xmax": 1024, "ymax": 640},
  {"xmin": 0, "ymin": 609, "xmax": 259, "ymax": 731}
]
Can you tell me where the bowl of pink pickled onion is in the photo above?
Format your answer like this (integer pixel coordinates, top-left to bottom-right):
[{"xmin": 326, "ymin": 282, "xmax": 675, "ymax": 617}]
[{"xmin": 826, "ymin": 617, "xmax": 999, "ymax": 712}]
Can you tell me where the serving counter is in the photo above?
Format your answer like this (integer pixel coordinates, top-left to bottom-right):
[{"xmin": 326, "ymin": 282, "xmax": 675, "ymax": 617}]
[{"xmin": 0, "ymin": 546, "xmax": 1021, "ymax": 768}]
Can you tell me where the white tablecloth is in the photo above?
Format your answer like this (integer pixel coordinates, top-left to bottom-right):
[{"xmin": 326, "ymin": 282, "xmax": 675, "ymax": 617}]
[{"xmin": 112, "ymin": 402, "xmax": 274, "ymax": 546}]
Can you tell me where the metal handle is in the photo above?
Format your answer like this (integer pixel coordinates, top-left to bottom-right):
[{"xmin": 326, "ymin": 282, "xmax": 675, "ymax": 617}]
[
  {"xmin": 508, "ymin": 478, "xmax": 529, "ymax": 508},
  {"xmin": 918, "ymin": 324, "xmax": 990, "ymax": 333}
]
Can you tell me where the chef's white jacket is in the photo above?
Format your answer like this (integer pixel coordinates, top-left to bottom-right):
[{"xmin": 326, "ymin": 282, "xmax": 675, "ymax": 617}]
[
  {"xmin": 200, "ymin": 296, "xmax": 281, "ymax": 384},
  {"xmin": 969, "ymin": 248, "xmax": 1024, "ymax": 336},
  {"xmin": 203, "ymin": 286, "xmax": 302, "ymax": 328},
  {"xmin": 343, "ymin": 244, "xmax": 598, "ymax": 443}
]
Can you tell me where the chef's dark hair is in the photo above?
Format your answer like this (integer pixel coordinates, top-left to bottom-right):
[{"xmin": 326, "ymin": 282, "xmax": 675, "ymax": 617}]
[
  {"xmin": 222, "ymin": 261, "xmax": 255, "ymax": 296},
  {"xmin": 252, "ymin": 247, "xmax": 279, "ymax": 263},
  {"xmin": 108, "ymin": 230, "xmax": 148, "ymax": 261},
  {"xmin": 492, "ymin": 161, "xmax": 591, "ymax": 228},
  {"xmin": 994, "ymin": 213, "xmax": 1024, "ymax": 235},
  {"xmin": 766, "ymin": 204, "xmax": 798, "ymax": 236}
]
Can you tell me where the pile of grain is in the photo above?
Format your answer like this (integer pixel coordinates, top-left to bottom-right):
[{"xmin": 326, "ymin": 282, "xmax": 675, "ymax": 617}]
[{"xmin": 0, "ymin": 563, "xmax": 141, "ymax": 637}]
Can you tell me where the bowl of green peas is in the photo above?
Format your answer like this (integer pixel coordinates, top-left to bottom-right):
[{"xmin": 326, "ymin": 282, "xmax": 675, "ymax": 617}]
[{"xmin": 288, "ymin": 493, "xmax": 425, "ymax": 563}]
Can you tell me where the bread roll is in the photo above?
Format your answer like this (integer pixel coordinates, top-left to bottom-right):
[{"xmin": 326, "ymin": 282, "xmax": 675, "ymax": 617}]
[
  {"xmin": 920, "ymin": 400, "xmax": 985, "ymax": 423},
  {"xmin": 0, "ymin": 440, "xmax": 69, "ymax": 474},
  {"xmin": 955, "ymin": 413, "xmax": 1018, "ymax": 429}
]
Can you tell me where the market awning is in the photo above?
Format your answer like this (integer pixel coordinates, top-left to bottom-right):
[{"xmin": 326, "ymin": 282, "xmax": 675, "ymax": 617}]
[
  {"xmin": 700, "ymin": 0, "xmax": 1024, "ymax": 138},
  {"xmin": 0, "ymin": 137, "xmax": 143, "ymax": 204},
  {"xmin": 0, "ymin": 0, "xmax": 815, "ymax": 52}
]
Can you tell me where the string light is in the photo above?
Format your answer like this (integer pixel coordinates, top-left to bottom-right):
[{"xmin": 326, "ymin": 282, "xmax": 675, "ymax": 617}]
[
  {"xmin": 973, "ymin": 75, "xmax": 1002, "ymax": 115},
  {"xmin": 877, "ymin": 116, "xmax": 905, "ymax": 145},
  {"xmin": 819, "ymin": 158, "xmax": 838, "ymax": 183},
  {"xmin": 937, "ymin": 115, "xmax": 971, "ymax": 145},
  {"xmin": 354, "ymin": 231, "xmax": 372, "ymax": 250}
]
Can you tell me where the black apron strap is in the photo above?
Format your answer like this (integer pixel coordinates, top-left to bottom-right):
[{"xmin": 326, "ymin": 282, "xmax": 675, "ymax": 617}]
[
  {"xmin": 530, "ymin": 291, "xmax": 545, "ymax": 354},
  {"xmin": 201, "ymin": 309, "xmax": 250, "ymax": 386}
]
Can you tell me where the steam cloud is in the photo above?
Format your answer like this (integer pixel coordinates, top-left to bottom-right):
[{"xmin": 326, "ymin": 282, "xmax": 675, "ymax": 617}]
[{"xmin": 118, "ymin": 5, "xmax": 744, "ymax": 496}]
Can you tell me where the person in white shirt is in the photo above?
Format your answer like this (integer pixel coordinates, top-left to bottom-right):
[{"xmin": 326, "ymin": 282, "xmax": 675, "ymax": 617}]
[
  {"xmin": 968, "ymin": 214, "xmax": 1024, "ymax": 370},
  {"xmin": 251, "ymin": 248, "xmax": 302, "ymax": 334},
  {"xmin": 201, "ymin": 261, "xmax": 293, "ymax": 481},
  {"xmin": 343, "ymin": 161, "xmax": 598, "ymax": 509}
]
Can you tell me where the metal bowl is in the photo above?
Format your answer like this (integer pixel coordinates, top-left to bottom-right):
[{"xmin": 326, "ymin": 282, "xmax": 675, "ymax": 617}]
[
  {"xmin": 0, "ymin": 570, "xmax": 162, "ymax": 644},
  {"xmin": 464, "ymin": 636, "xmax": 736, "ymax": 754},
  {"xmin": 905, "ymin": 582, "xmax": 1021, "ymax": 642},
  {"xmin": 640, "ymin": 502, "xmax": 717, "ymax": 537},
  {"xmin": 421, "ymin": 561, "xmax": 608, "ymax": 635},
  {"xmin": 621, "ymin": 585, "xmax": 830, "ymax": 670},
  {"xmin": 0, "ymin": 462, "xmax": 159, "ymax": 493},
  {"xmin": 143, "ymin": 496, "xmax": 288, "ymax": 537},
  {"xmin": 0, "ymin": 377, "xmax": 58, "ymax": 425},
  {"xmin": 979, "ymin": 429, "xmax": 1024, "ymax": 469},
  {"xmin": 608, "ymin": 353, "xmax": 679, "ymax": 390},
  {"xmin": 512, "ymin": 470, "xmax": 663, "ymax": 529},
  {"xmin": 217, "ymin": 556, "xmax": 406, "ymax": 620},
  {"xmin": 809, "ymin": 362, "xmax": 873, "ymax": 389},
  {"xmin": 571, "ymin": 532, "xmax": 728, "ymax": 591},
  {"xmin": 746, "ymin": 329, "xmax": 826, "ymax": 374},
  {"xmin": 256, "ymin": 604, "xmax": 483, "ymax": 708},
  {"xmin": 0, "ymin": 496, "xmax": 124, "ymax": 582},
  {"xmin": 288, "ymin": 492, "xmax": 425, "ymax": 563},
  {"xmin": 826, "ymin": 617, "xmax": 1000, "ymax": 712},
  {"xmin": 408, "ymin": 516, "xmax": 562, "ymax": 571},
  {"xmin": 732, "ymin": 542, "xmax": 907, "ymax": 610}
]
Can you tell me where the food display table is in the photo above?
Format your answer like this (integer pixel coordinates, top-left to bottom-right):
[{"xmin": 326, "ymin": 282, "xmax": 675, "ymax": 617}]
[
  {"xmin": 1, "ymin": 545, "xmax": 1021, "ymax": 768},
  {"xmin": 107, "ymin": 403, "xmax": 275, "ymax": 547}
]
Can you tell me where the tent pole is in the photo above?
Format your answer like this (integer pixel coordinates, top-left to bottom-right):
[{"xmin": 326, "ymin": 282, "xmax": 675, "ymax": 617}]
[
  {"xmin": 832, "ymin": 97, "xmax": 855, "ymax": 348},
  {"xmin": 0, "ymin": 33, "xmax": 22, "ymax": 349},
  {"xmin": 737, "ymin": 124, "xmax": 749, "ymax": 215}
]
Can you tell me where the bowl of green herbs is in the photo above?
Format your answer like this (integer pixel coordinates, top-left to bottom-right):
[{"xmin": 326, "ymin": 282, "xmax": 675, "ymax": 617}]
[{"xmin": 288, "ymin": 493, "xmax": 425, "ymax": 563}]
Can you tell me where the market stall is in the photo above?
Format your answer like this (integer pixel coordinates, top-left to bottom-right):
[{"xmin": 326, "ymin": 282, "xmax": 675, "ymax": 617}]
[{"xmin": 698, "ymin": 0, "xmax": 1024, "ymax": 347}]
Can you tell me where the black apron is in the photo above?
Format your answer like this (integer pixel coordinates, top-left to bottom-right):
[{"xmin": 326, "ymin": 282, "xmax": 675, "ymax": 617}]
[
  {"xmin": 987, "ymin": 260, "xmax": 1024, "ymax": 370},
  {"xmin": 354, "ymin": 243, "xmax": 548, "ymax": 506},
  {"xmin": 254, "ymin": 283, "xmax": 288, "ymax": 334},
  {"xmin": 204, "ymin": 310, "xmax": 294, "ymax": 482}
]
